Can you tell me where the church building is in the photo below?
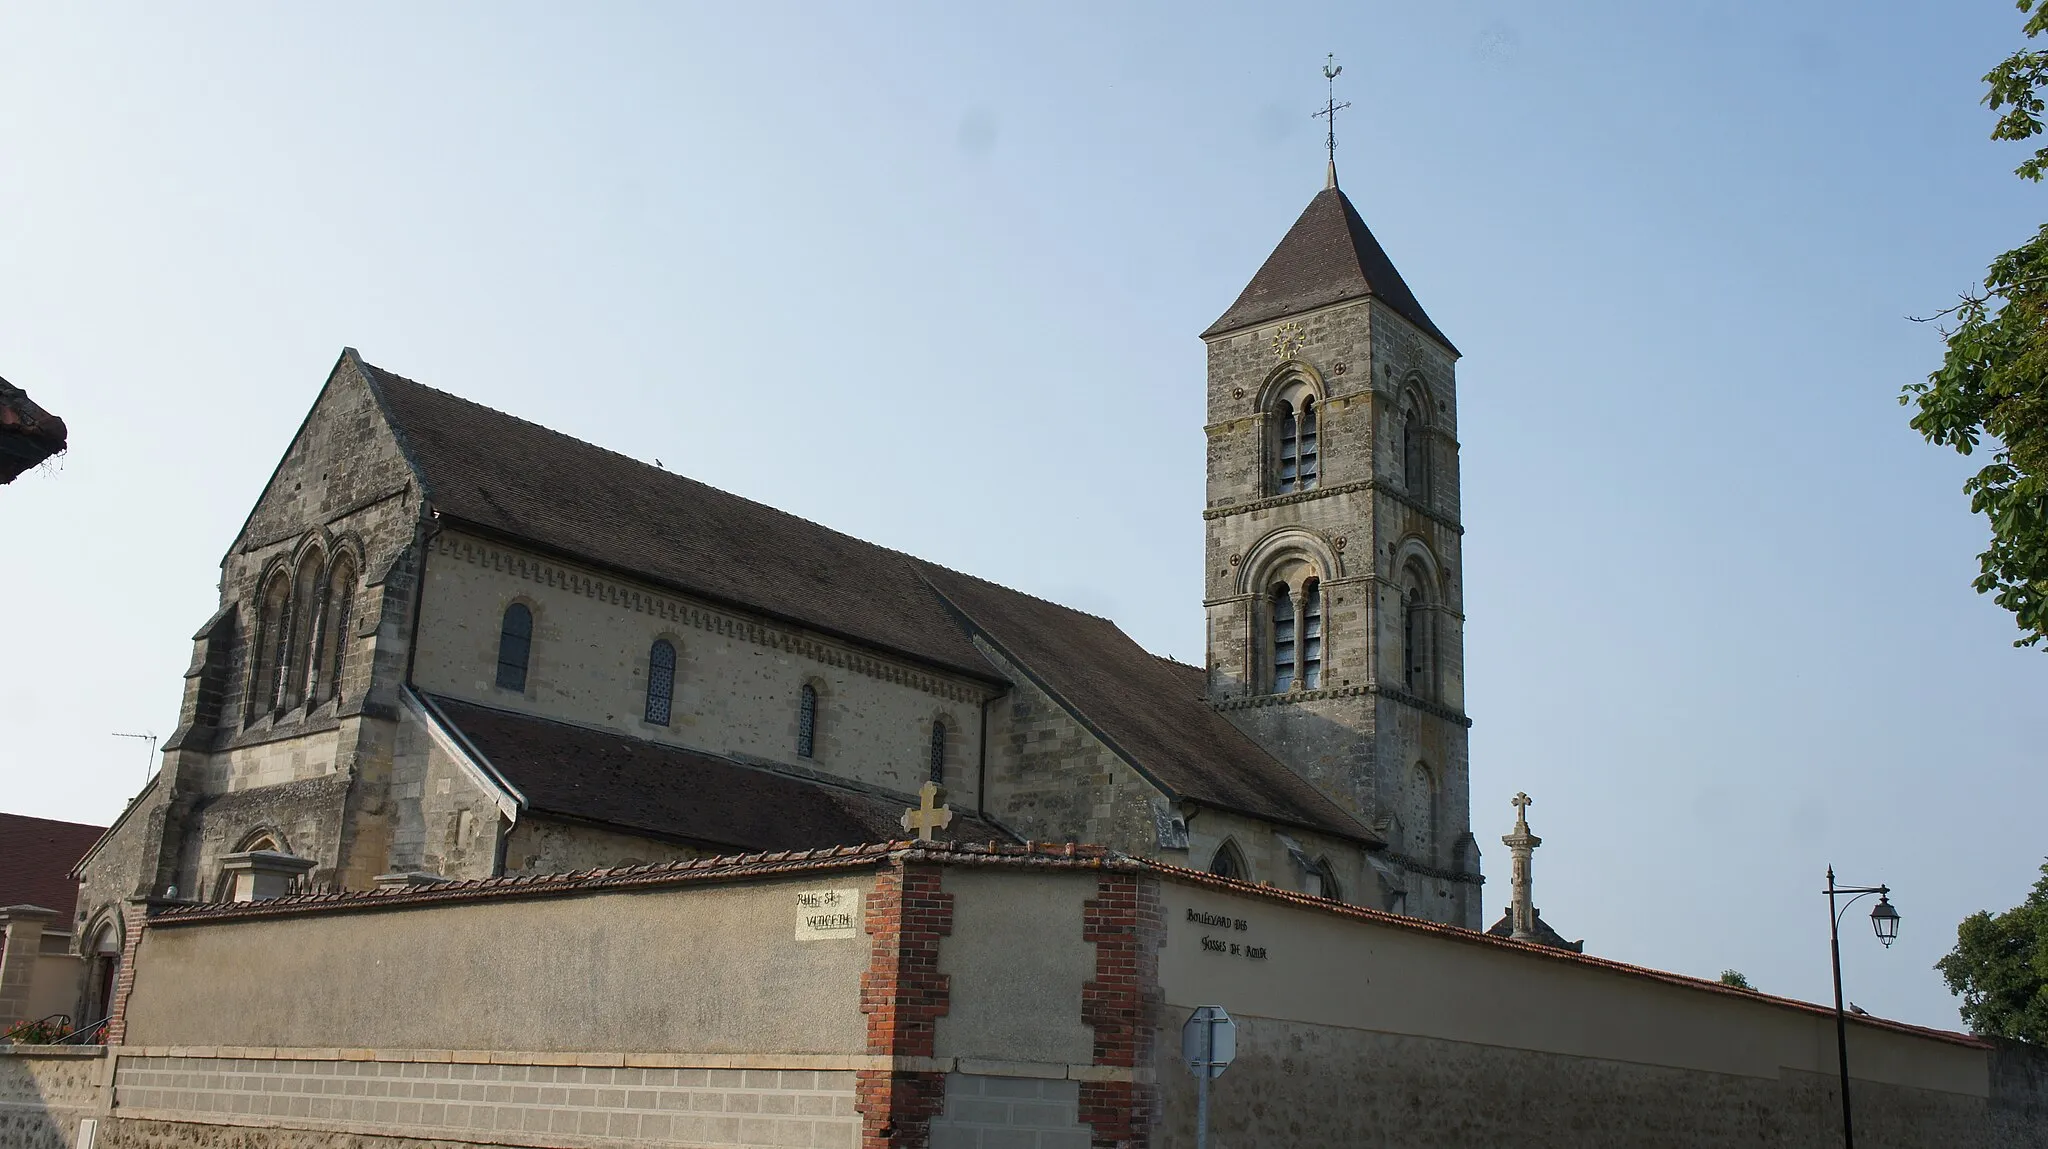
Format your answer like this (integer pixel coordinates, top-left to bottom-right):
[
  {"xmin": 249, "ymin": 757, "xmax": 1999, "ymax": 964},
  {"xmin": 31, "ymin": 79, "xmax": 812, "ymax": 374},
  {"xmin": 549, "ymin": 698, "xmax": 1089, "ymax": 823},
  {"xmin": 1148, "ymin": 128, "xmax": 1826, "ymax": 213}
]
[{"xmin": 71, "ymin": 170, "xmax": 1483, "ymax": 1017}]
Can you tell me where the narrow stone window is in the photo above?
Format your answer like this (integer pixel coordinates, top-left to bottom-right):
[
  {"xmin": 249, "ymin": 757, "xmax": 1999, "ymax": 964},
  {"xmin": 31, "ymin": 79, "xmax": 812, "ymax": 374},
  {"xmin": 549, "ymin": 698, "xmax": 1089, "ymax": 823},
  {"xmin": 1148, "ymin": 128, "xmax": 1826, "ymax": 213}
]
[
  {"xmin": 249, "ymin": 572, "xmax": 291, "ymax": 724},
  {"xmin": 1271, "ymin": 585, "xmax": 1296, "ymax": 692},
  {"xmin": 1298, "ymin": 398, "xmax": 1319, "ymax": 490},
  {"xmin": 282, "ymin": 549, "xmax": 324, "ymax": 711},
  {"xmin": 1402, "ymin": 586, "xmax": 1426, "ymax": 695},
  {"xmin": 1301, "ymin": 579, "xmax": 1323, "ymax": 690},
  {"xmin": 1210, "ymin": 841, "xmax": 1246, "ymax": 880},
  {"xmin": 1402, "ymin": 399, "xmax": 1429, "ymax": 499},
  {"xmin": 316, "ymin": 556, "xmax": 357, "ymax": 707},
  {"xmin": 644, "ymin": 639, "xmax": 676, "ymax": 725},
  {"xmin": 928, "ymin": 720, "xmax": 947, "ymax": 783},
  {"xmin": 797, "ymin": 683, "xmax": 818, "ymax": 758},
  {"xmin": 496, "ymin": 603, "xmax": 532, "ymax": 692},
  {"xmin": 1276, "ymin": 401, "xmax": 1299, "ymax": 494},
  {"xmin": 1309, "ymin": 858, "xmax": 1340, "ymax": 901}
]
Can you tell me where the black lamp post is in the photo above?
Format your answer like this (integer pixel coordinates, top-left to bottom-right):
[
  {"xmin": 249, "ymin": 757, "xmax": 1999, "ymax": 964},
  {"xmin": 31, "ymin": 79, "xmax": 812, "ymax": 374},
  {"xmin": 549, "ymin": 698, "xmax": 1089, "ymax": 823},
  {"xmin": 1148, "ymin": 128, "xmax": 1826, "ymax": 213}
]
[{"xmin": 1825, "ymin": 865, "xmax": 1900, "ymax": 1149}]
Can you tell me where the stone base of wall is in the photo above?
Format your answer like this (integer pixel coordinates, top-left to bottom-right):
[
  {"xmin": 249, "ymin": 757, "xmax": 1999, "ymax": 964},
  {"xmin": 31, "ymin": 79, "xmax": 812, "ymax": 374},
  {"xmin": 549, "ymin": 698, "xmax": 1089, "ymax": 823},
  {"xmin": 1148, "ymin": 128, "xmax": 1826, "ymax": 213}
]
[
  {"xmin": 111, "ymin": 1055, "xmax": 857, "ymax": 1149},
  {"xmin": 0, "ymin": 1048, "xmax": 107, "ymax": 1149}
]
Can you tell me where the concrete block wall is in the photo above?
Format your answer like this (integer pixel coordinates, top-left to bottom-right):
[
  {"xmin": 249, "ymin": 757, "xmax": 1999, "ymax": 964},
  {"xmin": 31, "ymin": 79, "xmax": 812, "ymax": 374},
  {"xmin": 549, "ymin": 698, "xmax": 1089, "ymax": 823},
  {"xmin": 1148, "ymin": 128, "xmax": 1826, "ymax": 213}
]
[
  {"xmin": 927, "ymin": 1074, "xmax": 1089, "ymax": 1149},
  {"xmin": 110, "ymin": 1054, "xmax": 858, "ymax": 1148}
]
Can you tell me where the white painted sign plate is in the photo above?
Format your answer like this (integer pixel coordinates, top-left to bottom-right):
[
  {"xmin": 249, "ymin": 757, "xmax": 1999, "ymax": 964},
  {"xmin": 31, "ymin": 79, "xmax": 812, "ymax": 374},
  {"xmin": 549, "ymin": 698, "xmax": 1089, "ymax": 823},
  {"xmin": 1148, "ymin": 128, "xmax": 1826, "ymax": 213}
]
[{"xmin": 794, "ymin": 888, "xmax": 861, "ymax": 940}]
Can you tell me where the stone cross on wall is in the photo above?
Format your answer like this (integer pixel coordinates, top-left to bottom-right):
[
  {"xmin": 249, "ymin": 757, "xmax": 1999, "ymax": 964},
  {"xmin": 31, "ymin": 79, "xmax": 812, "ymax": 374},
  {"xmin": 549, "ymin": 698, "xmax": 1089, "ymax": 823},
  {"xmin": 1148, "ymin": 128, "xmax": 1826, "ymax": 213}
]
[
  {"xmin": 1501, "ymin": 792, "xmax": 1543, "ymax": 943},
  {"xmin": 901, "ymin": 780, "xmax": 954, "ymax": 843}
]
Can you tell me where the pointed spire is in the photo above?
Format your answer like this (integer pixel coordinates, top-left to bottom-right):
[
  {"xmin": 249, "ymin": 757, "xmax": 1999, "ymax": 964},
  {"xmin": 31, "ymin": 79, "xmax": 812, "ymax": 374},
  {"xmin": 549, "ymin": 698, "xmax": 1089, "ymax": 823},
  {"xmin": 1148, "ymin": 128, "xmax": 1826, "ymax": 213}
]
[
  {"xmin": 1325, "ymin": 159, "xmax": 1338, "ymax": 191},
  {"xmin": 1202, "ymin": 186, "xmax": 1456, "ymax": 352}
]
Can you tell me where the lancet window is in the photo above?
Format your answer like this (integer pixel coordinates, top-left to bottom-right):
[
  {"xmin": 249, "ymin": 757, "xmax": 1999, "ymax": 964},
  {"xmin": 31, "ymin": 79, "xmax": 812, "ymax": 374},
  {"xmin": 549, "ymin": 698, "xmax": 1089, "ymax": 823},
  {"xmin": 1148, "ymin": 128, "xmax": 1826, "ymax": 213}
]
[
  {"xmin": 645, "ymin": 640, "xmax": 676, "ymax": 725},
  {"xmin": 496, "ymin": 603, "xmax": 532, "ymax": 692},
  {"xmin": 314, "ymin": 554, "xmax": 357, "ymax": 707},
  {"xmin": 1401, "ymin": 395, "xmax": 1429, "ymax": 499},
  {"xmin": 1271, "ymin": 585, "xmax": 1297, "ymax": 692},
  {"xmin": 1400, "ymin": 567, "xmax": 1433, "ymax": 699},
  {"xmin": 928, "ymin": 720, "xmax": 947, "ymax": 783},
  {"xmin": 249, "ymin": 571, "xmax": 293, "ymax": 722},
  {"xmin": 1209, "ymin": 841, "xmax": 1247, "ymax": 881},
  {"xmin": 797, "ymin": 684, "xmax": 818, "ymax": 758}
]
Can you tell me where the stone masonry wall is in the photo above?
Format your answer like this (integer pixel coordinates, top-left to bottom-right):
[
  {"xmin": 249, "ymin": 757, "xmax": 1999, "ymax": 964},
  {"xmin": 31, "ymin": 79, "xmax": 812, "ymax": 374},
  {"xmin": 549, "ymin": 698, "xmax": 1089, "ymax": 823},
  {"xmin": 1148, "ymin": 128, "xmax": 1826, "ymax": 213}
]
[
  {"xmin": 0, "ymin": 1049, "xmax": 104, "ymax": 1149},
  {"xmin": 410, "ymin": 531, "xmax": 991, "ymax": 807}
]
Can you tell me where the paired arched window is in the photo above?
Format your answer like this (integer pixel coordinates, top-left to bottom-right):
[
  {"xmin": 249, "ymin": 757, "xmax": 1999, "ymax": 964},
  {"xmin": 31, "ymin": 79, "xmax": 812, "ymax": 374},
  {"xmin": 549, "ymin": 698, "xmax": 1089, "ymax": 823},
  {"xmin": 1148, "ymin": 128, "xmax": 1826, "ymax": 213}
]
[
  {"xmin": 797, "ymin": 684, "xmax": 818, "ymax": 758},
  {"xmin": 1268, "ymin": 577, "xmax": 1324, "ymax": 692},
  {"xmin": 1276, "ymin": 398, "xmax": 1320, "ymax": 494},
  {"xmin": 496, "ymin": 603, "xmax": 533, "ymax": 692},
  {"xmin": 1400, "ymin": 395, "xmax": 1429, "ymax": 499},
  {"xmin": 645, "ymin": 640, "xmax": 676, "ymax": 725},
  {"xmin": 928, "ymin": 720, "xmax": 947, "ymax": 783}
]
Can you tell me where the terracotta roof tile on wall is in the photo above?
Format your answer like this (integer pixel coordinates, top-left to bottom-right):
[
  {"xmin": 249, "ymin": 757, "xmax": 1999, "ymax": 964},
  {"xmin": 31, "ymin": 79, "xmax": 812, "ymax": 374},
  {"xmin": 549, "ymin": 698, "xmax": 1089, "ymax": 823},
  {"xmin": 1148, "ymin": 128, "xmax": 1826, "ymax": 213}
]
[
  {"xmin": 1202, "ymin": 186, "xmax": 1455, "ymax": 351},
  {"xmin": 428, "ymin": 696, "xmax": 1012, "ymax": 852},
  {"xmin": 0, "ymin": 812, "xmax": 106, "ymax": 924}
]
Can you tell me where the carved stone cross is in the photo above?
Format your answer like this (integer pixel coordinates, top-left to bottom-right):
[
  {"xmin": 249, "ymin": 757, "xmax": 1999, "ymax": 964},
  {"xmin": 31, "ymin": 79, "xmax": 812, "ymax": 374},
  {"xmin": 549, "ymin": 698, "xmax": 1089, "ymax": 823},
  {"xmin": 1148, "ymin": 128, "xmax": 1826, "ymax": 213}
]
[
  {"xmin": 1512, "ymin": 792, "xmax": 1532, "ymax": 819},
  {"xmin": 900, "ymin": 780, "xmax": 954, "ymax": 843}
]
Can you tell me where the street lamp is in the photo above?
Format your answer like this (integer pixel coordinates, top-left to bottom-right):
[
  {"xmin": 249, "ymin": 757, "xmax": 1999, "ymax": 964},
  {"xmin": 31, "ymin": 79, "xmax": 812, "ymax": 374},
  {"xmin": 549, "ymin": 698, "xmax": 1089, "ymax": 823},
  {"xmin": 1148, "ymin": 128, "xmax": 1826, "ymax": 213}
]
[{"xmin": 1825, "ymin": 865, "xmax": 1900, "ymax": 1149}]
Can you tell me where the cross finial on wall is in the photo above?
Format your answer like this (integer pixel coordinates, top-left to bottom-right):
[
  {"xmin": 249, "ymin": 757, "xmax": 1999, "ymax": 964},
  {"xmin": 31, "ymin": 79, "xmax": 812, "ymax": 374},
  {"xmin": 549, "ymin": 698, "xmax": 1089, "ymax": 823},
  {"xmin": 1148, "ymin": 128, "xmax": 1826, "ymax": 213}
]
[
  {"xmin": 1313, "ymin": 54, "xmax": 1351, "ymax": 190},
  {"xmin": 1512, "ymin": 791, "xmax": 1531, "ymax": 814},
  {"xmin": 901, "ymin": 780, "xmax": 954, "ymax": 843}
]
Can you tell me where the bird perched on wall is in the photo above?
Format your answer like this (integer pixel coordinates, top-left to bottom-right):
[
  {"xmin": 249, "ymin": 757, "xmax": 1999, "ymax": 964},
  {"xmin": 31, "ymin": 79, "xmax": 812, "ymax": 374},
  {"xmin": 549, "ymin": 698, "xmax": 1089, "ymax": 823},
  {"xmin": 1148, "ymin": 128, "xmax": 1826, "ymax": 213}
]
[{"xmin": 1849, "ymin": 1003, "xmax": 1870, "ymax": 1016}]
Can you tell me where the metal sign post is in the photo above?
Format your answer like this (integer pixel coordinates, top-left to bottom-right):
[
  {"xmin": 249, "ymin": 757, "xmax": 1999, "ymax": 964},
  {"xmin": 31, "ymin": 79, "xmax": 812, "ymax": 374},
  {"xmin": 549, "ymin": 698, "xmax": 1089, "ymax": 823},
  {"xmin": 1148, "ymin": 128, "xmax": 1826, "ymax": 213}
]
[{"xmin": 1181, "ymin": 1006, "xmax": 1236, "ymax": 1149}]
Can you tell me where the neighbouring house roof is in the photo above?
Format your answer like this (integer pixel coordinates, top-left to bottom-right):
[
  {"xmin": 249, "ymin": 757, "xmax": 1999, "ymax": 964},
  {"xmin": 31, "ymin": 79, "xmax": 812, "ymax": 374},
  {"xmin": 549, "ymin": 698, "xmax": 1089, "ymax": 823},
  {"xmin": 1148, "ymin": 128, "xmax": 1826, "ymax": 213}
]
[
  {"xmin": 425, "ymin": 695, "xmax": 1013, "ymax": 854},
  {"xmin": 1486, "ymin": 910, "xmax": 1585, "ymax": 954},
  {"xmin": 0, "ymin": 377, "xmax": 68, "ymax": 484},
  {"xmin": 0, "ymin": 811, "xmax": 107, "ymax": 925},
  {"xmin": 356, "ymin": 352, "xmax": 1377, "ymax": 845},
  {"xmin": 1201, "ymin": 185, "xmax": 1455, "ymax": 351}
]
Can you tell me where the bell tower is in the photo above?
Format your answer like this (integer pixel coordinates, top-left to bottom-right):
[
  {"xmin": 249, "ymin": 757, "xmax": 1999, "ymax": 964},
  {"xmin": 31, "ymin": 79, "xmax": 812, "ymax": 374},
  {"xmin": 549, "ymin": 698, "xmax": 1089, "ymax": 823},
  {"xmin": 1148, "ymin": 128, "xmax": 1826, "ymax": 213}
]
[{"xmin": 1199, "ymin": 168, "xmax": 1481, "ymax": 927}]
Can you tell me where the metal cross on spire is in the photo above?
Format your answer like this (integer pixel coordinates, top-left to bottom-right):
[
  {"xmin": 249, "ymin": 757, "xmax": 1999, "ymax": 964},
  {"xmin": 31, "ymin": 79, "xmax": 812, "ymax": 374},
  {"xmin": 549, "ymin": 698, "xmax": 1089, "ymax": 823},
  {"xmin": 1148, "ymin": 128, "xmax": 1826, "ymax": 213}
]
[{"xmin": 1312, "ymin": 53, "xmax": 1351, "ymax": 189}]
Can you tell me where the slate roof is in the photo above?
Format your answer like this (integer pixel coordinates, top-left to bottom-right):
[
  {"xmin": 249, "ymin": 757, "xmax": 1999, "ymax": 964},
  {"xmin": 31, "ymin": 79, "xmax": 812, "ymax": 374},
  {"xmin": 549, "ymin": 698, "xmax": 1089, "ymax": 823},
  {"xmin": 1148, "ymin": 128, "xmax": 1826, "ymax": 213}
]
[
  {"xmin": 0, "ymin": 377, "xmax": 68, "ymax": 484},
  {"xmin": 426, "ymin": 695, "xmax": 1013, "ymax": 852},
  {"xmin": 0, "ymin": 811, "xmax": 106, "ymax": 924},
  {"xmin": 1202, "ymin": 186, "xmax": 1455, "ymax": 351},
  {"xmin": 1486, "ymin": 910, "xmax": 1585, "ymax": 954},
  {"xmin": 358, "ymin": 352, "xmax": 1376, "ymax": 844}
]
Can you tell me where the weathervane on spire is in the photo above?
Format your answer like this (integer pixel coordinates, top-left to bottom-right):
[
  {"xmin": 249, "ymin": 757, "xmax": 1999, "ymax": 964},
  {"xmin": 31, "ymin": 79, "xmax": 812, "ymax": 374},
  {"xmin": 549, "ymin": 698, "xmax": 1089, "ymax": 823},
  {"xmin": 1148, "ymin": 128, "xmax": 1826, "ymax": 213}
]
[{"xmin": 1313, "ymin": 53, "xmax": 1351, "ymax": 189}]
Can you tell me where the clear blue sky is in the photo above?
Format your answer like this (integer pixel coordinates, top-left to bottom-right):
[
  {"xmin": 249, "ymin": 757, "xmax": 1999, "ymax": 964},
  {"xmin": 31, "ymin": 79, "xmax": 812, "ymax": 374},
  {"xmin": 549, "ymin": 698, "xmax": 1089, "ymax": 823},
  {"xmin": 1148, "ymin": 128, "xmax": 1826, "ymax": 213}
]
[{"xmin": 3, "ymin": 2, "xmax": 2042, "ymax": 1032}]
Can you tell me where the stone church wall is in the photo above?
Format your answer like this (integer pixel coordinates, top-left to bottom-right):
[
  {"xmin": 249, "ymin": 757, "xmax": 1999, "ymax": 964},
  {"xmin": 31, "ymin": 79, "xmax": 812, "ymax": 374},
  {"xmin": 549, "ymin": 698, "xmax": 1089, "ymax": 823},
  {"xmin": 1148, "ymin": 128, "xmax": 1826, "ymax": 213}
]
[
  {"xmin": 410, "ymin": 530, "xmax": 991, "ymax": 805},
  {"xmin": 501, "ymin": 816, "xmax": 706, "ymax": 876},
  {"xmin": 388, "ymin": 692, "xmax": 506, "ymax": 880},
  {"xmin": 0, "ymin": 1047, "xmax": 104, "ymax": 1149}
]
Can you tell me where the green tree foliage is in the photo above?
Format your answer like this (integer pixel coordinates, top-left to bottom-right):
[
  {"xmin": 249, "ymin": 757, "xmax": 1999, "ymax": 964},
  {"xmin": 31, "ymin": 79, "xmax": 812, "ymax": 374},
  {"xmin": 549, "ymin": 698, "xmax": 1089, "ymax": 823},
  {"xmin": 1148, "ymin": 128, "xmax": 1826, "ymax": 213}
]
[
  {"xmin": 1902, "ymin": 1, "xmax": 2048, "ymax": 648},
  {"xmin": 1936, "ymin": 861, "xmax": 2048, "ymax": 1043},
  {"xmin": 1718, "ymin": 969, "xmax": 1754, "ymax": 990}
]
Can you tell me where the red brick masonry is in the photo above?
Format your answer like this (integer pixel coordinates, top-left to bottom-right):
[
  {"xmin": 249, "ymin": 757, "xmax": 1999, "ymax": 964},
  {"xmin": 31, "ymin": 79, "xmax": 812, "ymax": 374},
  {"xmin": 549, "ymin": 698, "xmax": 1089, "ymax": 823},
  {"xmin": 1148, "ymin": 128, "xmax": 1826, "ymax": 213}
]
[
  {"xmin": 857, "ymin": 859, "xmax": 953, "ymax": 1148},
  {"xmin": 1081, "ymin": 874, "xmax": 1163, "ymax": 1149}
]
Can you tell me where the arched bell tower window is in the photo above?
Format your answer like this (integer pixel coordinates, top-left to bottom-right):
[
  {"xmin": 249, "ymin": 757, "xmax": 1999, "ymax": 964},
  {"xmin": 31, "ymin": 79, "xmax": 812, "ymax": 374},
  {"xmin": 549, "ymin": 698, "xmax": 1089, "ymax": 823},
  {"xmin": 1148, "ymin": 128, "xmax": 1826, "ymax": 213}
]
[
  {"xmin": 1399, "ymin": 563, "xmax": 1434, "ymax": 699},
  {"xmin": 496, "ymin": 603, "xmax": 533, "ymax": 692},
  {"xmin": 1267, "ymin": 377, "xmax": 1324, "ymax": 496},
  {"xmin": 1401, "ymin": 393, "xmax": 1429, "ymax": 500},
  {"xmin": 644, "ymin": 639, "xmax": 676, "ymax": 725},
  {"xmin": 1270, "ymin": 585, "xmax": 1296, "ymax": 692}
]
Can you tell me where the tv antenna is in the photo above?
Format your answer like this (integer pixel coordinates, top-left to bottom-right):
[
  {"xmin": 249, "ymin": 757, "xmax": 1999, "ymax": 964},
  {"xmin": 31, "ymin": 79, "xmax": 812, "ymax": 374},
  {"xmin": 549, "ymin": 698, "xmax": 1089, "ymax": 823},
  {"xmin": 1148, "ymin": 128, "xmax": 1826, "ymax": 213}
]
[{"xmin": 112, "ymin": 731, "xmax": 158, "ymax": 781}]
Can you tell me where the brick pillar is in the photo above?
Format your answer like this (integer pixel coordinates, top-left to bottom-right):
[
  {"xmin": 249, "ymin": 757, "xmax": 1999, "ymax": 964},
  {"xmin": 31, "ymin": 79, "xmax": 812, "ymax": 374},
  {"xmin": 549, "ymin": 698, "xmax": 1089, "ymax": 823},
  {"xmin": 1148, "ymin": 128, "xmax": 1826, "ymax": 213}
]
[
  {"xmin": 100, "ymin": 898, "xmax": 152, "ymax": 1046},
  {"xmin": 1080, "ymin": 874, "xmax": 1163, "ymax": 1149},
  {"xmin": 856, "ymin": 859, "xmax": 952, "ymax": 1148}
]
